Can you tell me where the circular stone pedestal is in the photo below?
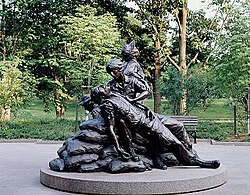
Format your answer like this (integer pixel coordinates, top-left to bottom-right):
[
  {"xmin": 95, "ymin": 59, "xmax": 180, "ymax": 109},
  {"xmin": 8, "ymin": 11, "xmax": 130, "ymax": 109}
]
[{"xmin": 40, "ymin": 165, "xmax": 227, "ymax": 194}]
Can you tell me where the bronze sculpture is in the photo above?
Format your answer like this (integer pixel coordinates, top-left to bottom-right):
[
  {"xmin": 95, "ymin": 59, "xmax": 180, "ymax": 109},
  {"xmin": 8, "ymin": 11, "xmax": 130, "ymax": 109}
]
[
  {"xmin": 49, "ymin": 41, "xmax": 220, "ymax": 173},
  {"xmin": 122, "ymin": 40, "xmax": 146, "ymax": 80},
  {"xmin": 90, "ymin": 85, "xmax": 220, "ymax": 169},
  {"xmin": 106, "ymin": 58, "xmax": 194, "ymax": 154}
]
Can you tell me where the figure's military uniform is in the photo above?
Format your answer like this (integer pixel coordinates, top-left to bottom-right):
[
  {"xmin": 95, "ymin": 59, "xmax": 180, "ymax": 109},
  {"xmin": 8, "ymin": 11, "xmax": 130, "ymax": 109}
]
[
  {"xmin": 98, "ymin": 92, "xmax": 219, "ymax": 168},
  {"xmin": 107, "ymin": 75, "xmax": 148, "ymax": 100},
  {"xmin": 123, "ymin": 59, "xmax": 145, "ymax": 80}
]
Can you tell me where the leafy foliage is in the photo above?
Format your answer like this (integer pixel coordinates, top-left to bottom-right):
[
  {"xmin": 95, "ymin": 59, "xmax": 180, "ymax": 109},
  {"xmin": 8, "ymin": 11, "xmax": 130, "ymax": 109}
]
[
  {"xmin": 21, "ymin": 3, "xmax": 122, "ymax": 115},
  {"xmin": 59, "ymin": 5, "xmax": 121, "ymax": 94},
  {"xmin": 0, "ymin": 58, "xmax": 35, "ymax": 116},
  {"xmin": 161, "ymin": 65, "xmax": 216, "ymax": 114},
  {"xmin": 213, "ymin": 0, "xmax": 250, "ymax": 106},
  {"xmin": 0, "ymin": 118, "xmax": 75, "ymax": 140},
  {"xmin": 197, "ymin": 122, "xmax": 234, "ymax": 141}
]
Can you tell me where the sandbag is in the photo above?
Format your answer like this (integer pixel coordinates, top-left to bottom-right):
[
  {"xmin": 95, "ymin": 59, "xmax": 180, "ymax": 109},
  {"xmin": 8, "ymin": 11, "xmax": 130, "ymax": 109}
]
[
  {"xmin": 96, "ymin": 156, "xmax": 114, "ymax": 169},
  {"xmin": 137, "ymin": 155, "xmax": 153, "ymax": 169},
  {"xmin": 66, "ymin": 139, "xmax": 103, "ymax": 156},
  {"xmin": 108, "ymin": 159, "xmax": 147, "ymax": 173},
  {"xmin": 57, "ymin": 145, "xmax": 68, "ymax": 159},
  {"xmin": 79, "ymin": 118, "xmax": 107, "ymax": 134},
  {"xmin": 49, "ymin": 158, "xmax": 65, "ymax": 172},
  {"xmin": 160, "ymin": 152, "xmax": 179, "ymax": 166},
  {"xmin": 78, "ymin": 162, "xmax": 100, "ymax": 172},
  {"xmin": 64, "ymin": 154, "xmax": 99, "ymax": 170},
  {"xmin": 98, "ymin": 145, "xmax": 118, "ymax": 159},
  {"xmin": 73, "ymin": 129, "xmax": 109, "ymax": 144}
]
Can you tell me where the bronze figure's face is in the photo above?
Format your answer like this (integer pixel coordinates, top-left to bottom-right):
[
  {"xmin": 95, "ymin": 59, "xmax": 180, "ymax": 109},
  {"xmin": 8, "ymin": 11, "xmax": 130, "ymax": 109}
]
[
  {"xmin": 121, "ymin": 40, "xmax": 140, "ymax": 61},
  {"xmin": 91, "ymin": 85, "xmax": 111, "ymax": 104},
  {"xmin": 110, "ymin": 69, "xmax": 122, "ymax": 79},
  {"xmin": 106, "ymin": 58, "xmax": 124, "ymax": 79}
]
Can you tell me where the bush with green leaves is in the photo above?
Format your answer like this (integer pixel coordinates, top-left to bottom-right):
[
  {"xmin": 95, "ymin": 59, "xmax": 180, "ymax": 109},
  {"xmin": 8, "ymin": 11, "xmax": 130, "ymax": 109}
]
[
  {"xmin": 0, "ymin": 59, "xmax": 35, "ymax": 120},
  {"xmin": 161, "ymin": 66, "xmax": 216, "ymax": 115},
  {"xmin": 0, "ymin": 119, "xmax": 75, "ymax": 140},
  {"xmin": 197, "ymin": 121, "xmax": 246, "ymax": 141}
]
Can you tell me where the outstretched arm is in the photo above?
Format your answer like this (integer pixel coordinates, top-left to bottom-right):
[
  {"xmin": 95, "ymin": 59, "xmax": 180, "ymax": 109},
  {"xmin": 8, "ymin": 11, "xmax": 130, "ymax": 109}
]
[
  {"xmin": 126, "ymin": 91, "xmax": 149, "ymax": 103},
  {"xmin": 107, "ymin": 117, "xmax": 131, "ymax": 161},
  {"xmin": 103, "ymin": 101, "xmax": 131, "ymax": 161},
  {"xmin": 119, "ymin": 119, "xmax": 139, "ymax": 162}
]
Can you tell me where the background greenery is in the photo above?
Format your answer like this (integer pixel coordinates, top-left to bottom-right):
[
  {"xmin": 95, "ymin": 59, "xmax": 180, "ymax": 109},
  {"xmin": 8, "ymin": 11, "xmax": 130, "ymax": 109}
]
[
  {"xmin": 0, "ymin": 98, "xmax": 247, "ymax": 141},
  {"xmin": 0, "ymin": 0, "xmax": 249, "ymax": 141}
]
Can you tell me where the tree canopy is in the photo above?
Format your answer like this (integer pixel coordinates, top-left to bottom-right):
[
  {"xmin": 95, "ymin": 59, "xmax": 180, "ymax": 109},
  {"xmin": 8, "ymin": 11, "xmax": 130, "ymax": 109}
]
[
  {"xmin": 0, "ymin": 0, "xmax": 249, "ymax": 121},
  {"xmin": 213, "ymin": 0, "xmax": 250, "ymax": 103}
]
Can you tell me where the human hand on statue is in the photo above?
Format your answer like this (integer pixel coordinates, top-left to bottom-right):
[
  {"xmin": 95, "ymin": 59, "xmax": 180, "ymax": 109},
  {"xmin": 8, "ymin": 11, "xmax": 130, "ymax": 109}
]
[
  {"xmin": 126, "ymin": 96, "xmax": 135, "ymax": 103},
  {"xmin": 119, "ymin": 148, "xmax": 131, "ymax": 161}
]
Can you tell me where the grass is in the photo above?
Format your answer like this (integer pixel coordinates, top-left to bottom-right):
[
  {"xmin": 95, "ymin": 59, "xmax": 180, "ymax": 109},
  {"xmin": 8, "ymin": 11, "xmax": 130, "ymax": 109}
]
[
  {"xmin": 0, "ymin": 98, "xmax": 248, "ymax": 141},
  {"xmin": 15, "ymin": 99, "xmax": 79, "ymax": 120},
  {"xmin": 189, "ymin": 99, "xmax": 234, "ymax": 120},
  {"xmin": 145, "ymin": 98, "xmax": 248, "ymax": 141},
  {"xmin": 0, "ymin": 119, "xmax": 75, "ymax": 140},
  {"xmin": 0, "ymin": 100, "xmax": 83, "ymax": 140},
  {"xmin": 145, "ymin": 99, "xmax": 234, "ymax": 119}
]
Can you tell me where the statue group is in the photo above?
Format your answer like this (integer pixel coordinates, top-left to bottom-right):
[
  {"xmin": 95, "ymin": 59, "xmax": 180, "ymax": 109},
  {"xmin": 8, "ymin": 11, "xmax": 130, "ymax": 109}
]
[{"xmin": 49, "ymin": 41, "xmax": 220, "ymax": 173}]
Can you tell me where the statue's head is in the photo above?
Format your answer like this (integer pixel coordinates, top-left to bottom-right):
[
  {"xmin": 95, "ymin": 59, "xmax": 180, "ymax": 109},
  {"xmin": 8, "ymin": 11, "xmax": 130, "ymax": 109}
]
[
  {"xmin": 91, "ymin": 85, "xmax": 111, "ymax": 104},
  {"xmin": 79, "ymin": 95, "xmax": 95, "ymax": 112},
  {"xmin": 106, "ymin": 58, "xmax": 124, "ymax": 79},
  {"xmin": 121, "ymin": 40, "xmax": 140, "ymax": 61}
]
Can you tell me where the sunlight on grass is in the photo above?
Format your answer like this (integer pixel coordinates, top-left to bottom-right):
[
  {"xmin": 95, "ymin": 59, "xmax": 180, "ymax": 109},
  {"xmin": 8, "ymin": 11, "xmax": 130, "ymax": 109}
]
[
  {"xmin": 189, "ymin": 99, "xmax": 234, "ymax": 119},
  {"xmin": 145, "ymin": 99, "xmax": 234, "ymax": 119},
  {"xmin": 1, "ymin": 98, "xmax": 246, "ymax": 141}
]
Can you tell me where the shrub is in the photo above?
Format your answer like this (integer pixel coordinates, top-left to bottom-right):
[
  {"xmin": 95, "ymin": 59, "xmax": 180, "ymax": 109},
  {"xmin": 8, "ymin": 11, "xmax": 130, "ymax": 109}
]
[
  {"xmin": 197, "ymin": 121, "xmax": 247, "ymax": 141},
  {"xmin": 0, "ymin": 119, "xmax": 75, "ymax": 140}
]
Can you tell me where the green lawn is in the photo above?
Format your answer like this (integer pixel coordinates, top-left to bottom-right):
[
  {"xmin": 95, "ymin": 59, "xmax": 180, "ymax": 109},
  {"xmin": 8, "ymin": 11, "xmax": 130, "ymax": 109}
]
[
  {"xmin": 145, "ymin": 99, "xmax": 234, "ymax": 120},
  {"xmin": 16, "ymin": 100, "xmax": 79, "ymax": 120},
  {"xmin": 13, "ymin": 98, "xmax": 235, "ymax": 121},
  {"xmin": 0, "ymin": 98, "xmax": 247, "ymax": 141},
  {"xmin": 189, "ymin": 99, "xmax": 234, "ymax": 120}
]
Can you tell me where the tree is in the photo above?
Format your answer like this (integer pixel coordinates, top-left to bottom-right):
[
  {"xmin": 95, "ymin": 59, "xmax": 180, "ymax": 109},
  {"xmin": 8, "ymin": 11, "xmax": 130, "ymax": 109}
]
[
  {"xmin": 162, "ymin": 8, "xmax": 219, "ymax": 115},
  {"xmin": 59, "ymin": 5, "xmax": 121, "ymax": 94},
  {"xmin": 127, "ymin": 0, "xmax": 171, "ymax": 113},
  {"xmin": 0, "ymin": 0, "xmax": 37, "ymax": 120},
  {"xmin": 127, "ymin": 0, "xmax": 212, "ymax": 114},
  {"xmin": 0, "ymin": 58, "xmax": 35, "ymax": 121},
  {"xmin": 127, "ymin": 0, "xmax": 238, "ymax": 115},
  {"xmin": 22, "ymin": 1, "xmax": 94, "ymax": 117},
  {"xmin": 213, "ymin": 0, "xmax": 250, "ymax": 133}
]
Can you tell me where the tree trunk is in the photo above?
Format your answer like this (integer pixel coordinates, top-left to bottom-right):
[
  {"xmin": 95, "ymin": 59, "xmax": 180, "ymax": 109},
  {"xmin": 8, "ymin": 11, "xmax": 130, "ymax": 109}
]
[
  {"xmin": 54, "ymin": 74, "xmax": 65, "ymax": 118},
  {"xmin": 55, "ymin": 105, "xmax": 65, "ymax": 118},
  {"xmin": 153, "ymin": 39, "xmax": 161, "ymax": 113},
  {"xmin": 178, "ymin": 6, "xmax": 188, "ymax": 115},
  {"xmin": 54, "ymin": 90, "xmax": 65, "ymax": 118},
  {"xmin": 1, "ymin": 106, "xmax": 11, "ymax": 121},
  {"xmin": 87, "ymin": 60, "xmax": 93, "ymax": 93}
]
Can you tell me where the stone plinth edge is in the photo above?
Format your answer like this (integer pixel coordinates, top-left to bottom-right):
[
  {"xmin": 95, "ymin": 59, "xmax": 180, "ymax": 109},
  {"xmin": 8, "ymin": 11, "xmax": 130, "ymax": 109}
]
[{"xmin": 40, "ymin": 165, "xmax": 227, "ymax": 194}]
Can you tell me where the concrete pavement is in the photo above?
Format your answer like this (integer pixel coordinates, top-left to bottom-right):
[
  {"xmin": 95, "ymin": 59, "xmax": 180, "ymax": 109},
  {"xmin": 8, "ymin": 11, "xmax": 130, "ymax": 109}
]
[{"xmin": 0, "ymin": 140, "xmax": 250, "ymax": 195}]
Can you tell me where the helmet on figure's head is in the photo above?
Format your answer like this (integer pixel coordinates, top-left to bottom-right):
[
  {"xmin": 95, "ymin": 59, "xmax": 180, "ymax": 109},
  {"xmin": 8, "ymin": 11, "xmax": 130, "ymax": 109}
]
[
  {"xmin": 121, "ymin": 40, "xmax": 139, "ymax": 61},
  {"xmin": 91, "ymin": 86, "xmax": 102, "ymax": 104},
  {"xmin": 90, "ymin": 85, "xmax": 110, "ymax": 104},
  {"xmin": 106, "ymin": 58, "xmax": 124, "ymax": 74},
  {"xmin": 79, "ymin": 95, "xmax": 94, "ymax": 111}
]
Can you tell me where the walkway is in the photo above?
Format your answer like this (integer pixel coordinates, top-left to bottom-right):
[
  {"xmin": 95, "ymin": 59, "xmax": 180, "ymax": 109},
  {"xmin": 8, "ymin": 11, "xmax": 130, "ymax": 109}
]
[{"xmin": 0, "ymin": 140, "xmax": 250, "ymax": 195}]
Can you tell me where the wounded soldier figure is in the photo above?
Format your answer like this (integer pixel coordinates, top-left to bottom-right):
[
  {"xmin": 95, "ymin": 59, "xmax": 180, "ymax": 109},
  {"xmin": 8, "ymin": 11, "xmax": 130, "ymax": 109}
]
[{"xmin": 90, "ymin": 85, "xmax": 220, "ymax": 169}]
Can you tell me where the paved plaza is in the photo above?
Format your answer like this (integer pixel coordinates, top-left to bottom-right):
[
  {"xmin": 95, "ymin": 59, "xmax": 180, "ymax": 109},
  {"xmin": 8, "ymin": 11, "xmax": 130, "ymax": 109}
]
[{"xmin": 1, "ymin": 140, "xmax": 250, "ymax": 195}]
